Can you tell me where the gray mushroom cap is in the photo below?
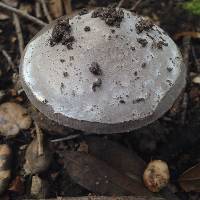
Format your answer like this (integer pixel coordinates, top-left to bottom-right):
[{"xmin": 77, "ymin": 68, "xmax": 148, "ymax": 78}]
[{"xmin": 20, "ymin": 8, "xmax": 186, "ymax": 134}]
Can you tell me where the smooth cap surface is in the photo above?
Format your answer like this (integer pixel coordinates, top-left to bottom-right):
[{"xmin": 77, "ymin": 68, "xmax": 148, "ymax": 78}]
[{"xmin": 20, "ymin": 8, "xmax": 186, "ymax": 133}]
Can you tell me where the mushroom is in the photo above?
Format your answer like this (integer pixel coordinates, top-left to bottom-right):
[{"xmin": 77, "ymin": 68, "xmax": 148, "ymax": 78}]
[{"xmin": 20, "ymin": 7, "xmax": 186, "ymax": 134}]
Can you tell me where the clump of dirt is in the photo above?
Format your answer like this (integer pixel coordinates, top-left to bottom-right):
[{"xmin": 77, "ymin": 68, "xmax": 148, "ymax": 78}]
[
  {"xmin": 92, "ymin": 78, "xmax": 102, "ymax": 92},
  {"xmin": 133, "ymin": 98, "xmax": 145, "ymax": 104},
  {"xmin": 137, "ymin": 38, "xmax": 148, "ymax": 47},
  {"xmin": 89, "ymin": 62, "xmax": 102, "ymax": 75},
  {"xmin": 63, "ymin": 71, "xmax": 68, "ymax": 77},
  {"xmin": 119, "ymin": 99, "xmax": 126, "ymax": 104},
  {"xmin": 60, "ymin": 59, "xmax": 65, "ymax": 63},
  {"xmin": 130, "ymin": 46, "xmax": 135, "ymax": 51},
  {"xmin": 141, "ymin": 63, "xmax": 146, "ymax": 68},
  {"xmin": 49, "ymin": 18, "xmax": 75, "ymax": 50},
  {"xmin": 135, "ymin": 18, "xmax": 153, "ymax": 34},
  {"xmin": 91, "ymin": 7, "xmax": 124, "ymax": 27},
  {"xmin": 156, "ymin": 41, "xmax": 168, "ymax": 49},
  {"xmin": 79, "ymin": 8, "xmax": 88, "ymax": 16},
  {"xmin": 84, "ymin": 26, "xmax": 91, "ymax": 32}
]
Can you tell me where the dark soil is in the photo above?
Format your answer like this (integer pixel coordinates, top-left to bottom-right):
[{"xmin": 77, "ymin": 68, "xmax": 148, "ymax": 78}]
[
  {"xmin": 84, "ymin": 26, "xmax": 91, "ymax": 32},
  {"xmin": 135, "ymin": 18, "xmax": 154, "ymax": 34},
  {"xmin": 137, "ymin": 38, "xmax": 148, "ymax": 47},
  {"xmin": 50, "ymin": 18, "xmax": 75, "ymax": 49},
  {"xmin": 92, "ymin": 78, "xmax": 102, "ymax": 92},
  {"xmin": 91, "ymin": 7, "xmax": 124, "ymax": 27},
  {"xmin": 89, "ymin": 62, "xmax": 102, "ymax": 76},
  {"xmin": 79, "ymin": 8, "xmax": 89, "ymax": 16},
  {"xmin": 141, "ymin": 62, "xmax": 146, "ymax": 68},
  {"xmin": 156, "ymin": 40, "xmax": 169, "ymax": 49}
]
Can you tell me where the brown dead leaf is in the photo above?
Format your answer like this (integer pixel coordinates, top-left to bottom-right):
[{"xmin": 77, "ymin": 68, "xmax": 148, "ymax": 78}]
[
  {"xmin": 24, "ymin": 136, "xmax": 52, "ymax": 175},
  {"xmin": 8, "ymin": 176, "xmax": 24, "ymax": 194},
  {"xmin": 86, "ymin": 137, "xmax": 146, "ymax": 182},
  {"xmin": 0, "ymin": 102, "xmax": 32, "ymax": 137},
  {"xmin": 64, "ymin": 151, "xmax": 152, "ymax": 196},
  {"xmin": 179, "ymin": 163, "xmax": 200, "ymax": 192}
]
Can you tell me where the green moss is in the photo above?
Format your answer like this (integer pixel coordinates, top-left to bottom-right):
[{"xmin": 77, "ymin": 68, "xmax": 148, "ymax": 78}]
[{"xmin": 182, "ymin": 0, "xmax": 200, "ymax": 15}]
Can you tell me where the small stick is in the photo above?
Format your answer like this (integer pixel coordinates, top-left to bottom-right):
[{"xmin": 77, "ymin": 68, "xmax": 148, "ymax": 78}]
[
  {"xmin": 117, "ymin": 0, "xmax": 125, "ymax": 8},
  {"xmin": 35, "ymin": 1, "xmax": 42, "ymax": 18},
  {"xmin": 35, "ymin": 122, "xmax": 44, "ymax": 156},
  {"xmin": 130, "ymin": 0, "xmax": 143, "ymax": 11},
  {"xmin": 39, "ymin": 0, "xmax": 52, "ymax": 23},
  {"xmin": 50, "ymin": 134, "xmax": 81, "ymax": 143},
  {"xmin": 13, "ymin": 13, "xmax": 24, "ymax": 56},
  {"xmin": 0, "ymin": 2, "xmax": 47, "ymax": 26},
  {"xmin": 63, "ymin": 0, "xmax": 72, "ymax": 16},
  {"xmin": 1, "ymin": 49, "xmax": 15, "ymax": 70}
]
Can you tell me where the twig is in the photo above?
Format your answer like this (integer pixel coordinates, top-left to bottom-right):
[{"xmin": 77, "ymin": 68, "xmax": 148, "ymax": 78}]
[
  {"xmin": 13, "ymin": 13, "xmax": 24, "ymax": 56},
  {"xmin": 130, "ymin": 0, "xmax": 143, "ymax": 11},
  {"xmin": 39, "ymin": 0, "xmax": 52, "ymax": 23},
  {"xmin": 35, "ymin": 1, "xmax": 42, "ymax": 18},
  {"xmin": 50, "ymin": 134, "xmax": 81, "ymax": 143},
  {"xmin": 117, "ymin": 0, "xmax": 125, "ymax": 8},
  {"xmin": 0, "ymin": 2, "xmax": 47, "ymax": 26},
  {"xmin": 35, "ymin": 122, "xmax": 44, "ymax": 156},
  {"xmin": 174, "ymin": 31, "xmax": 200, "ymax": 40},
  {"xmin": 1, "ymin": 49, "xmax": 15, "ymax": 70},
  {"xmin": 63, "ymin": 0, "xmax": 72, "ymax": 16}
]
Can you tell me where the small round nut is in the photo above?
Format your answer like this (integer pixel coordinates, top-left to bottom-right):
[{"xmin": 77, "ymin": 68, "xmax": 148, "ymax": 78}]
[{"xmin": 143, "ymin": 160, "xmax": 170, "ymax": 192}]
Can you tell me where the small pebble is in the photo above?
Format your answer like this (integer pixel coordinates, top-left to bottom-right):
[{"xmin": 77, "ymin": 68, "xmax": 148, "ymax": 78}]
[
  {"xmin": 143, "ymin": 160, "xmax": 170, "ymax": 192},
  {"xmin": 84, "ymin": 26, "xmax": 91, "ymax": 32},
  {"xmin": 192, "ymin": 75, "xmax": 200, "ymax": 84}
]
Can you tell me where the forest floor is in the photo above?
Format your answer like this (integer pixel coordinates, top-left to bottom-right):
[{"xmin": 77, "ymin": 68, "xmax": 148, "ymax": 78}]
[{"xmin": 0, "ymin": 0, "xmax": 200, "ymax": 200}]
